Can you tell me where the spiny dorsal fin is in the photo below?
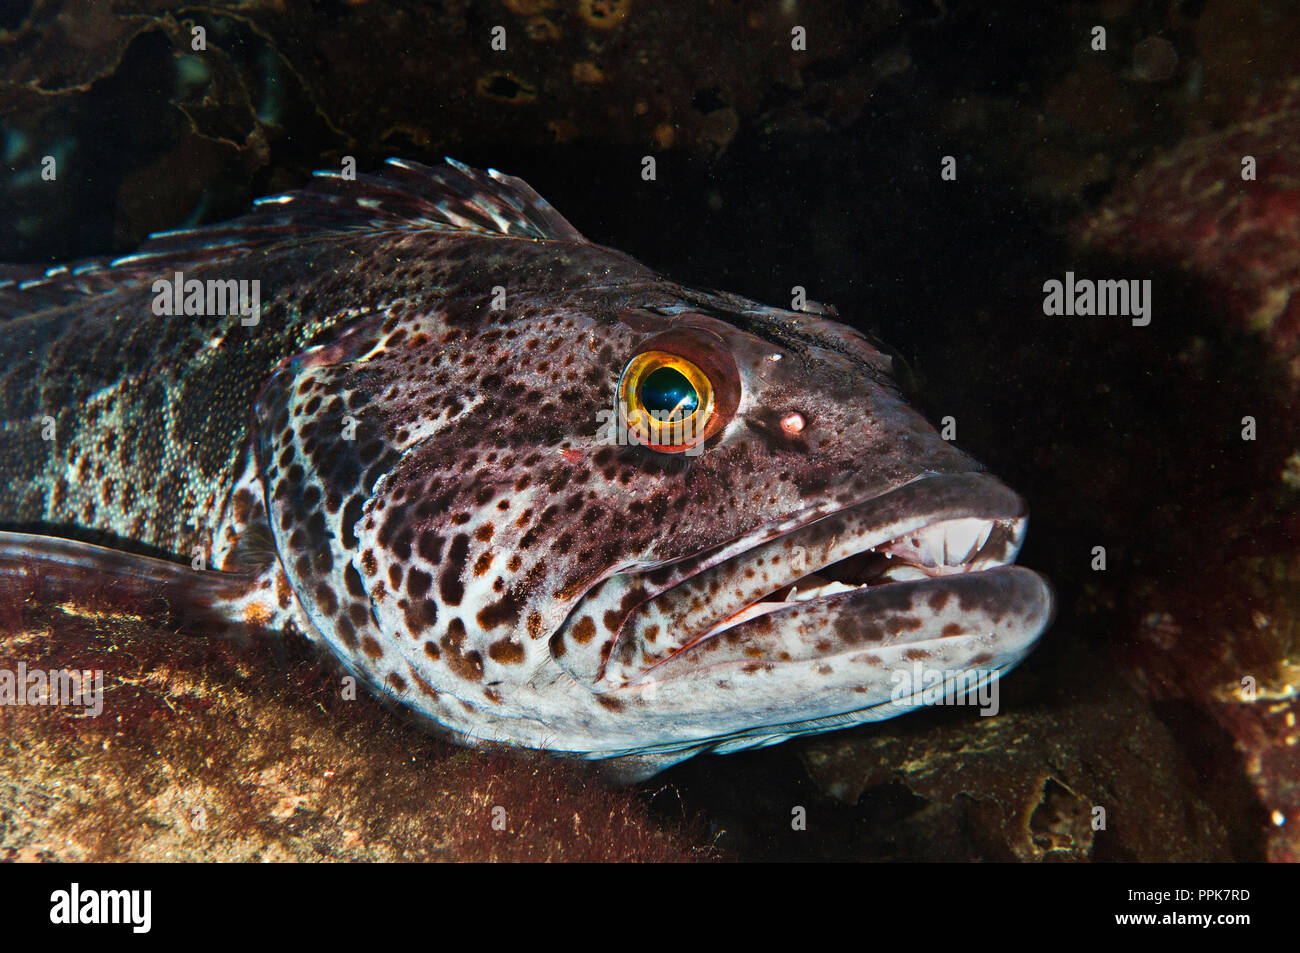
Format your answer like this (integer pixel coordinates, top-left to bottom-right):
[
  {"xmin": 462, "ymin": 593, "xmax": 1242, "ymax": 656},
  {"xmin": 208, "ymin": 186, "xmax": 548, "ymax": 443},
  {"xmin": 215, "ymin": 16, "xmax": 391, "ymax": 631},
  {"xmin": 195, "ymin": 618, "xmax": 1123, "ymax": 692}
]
[
  {"xmin": 1, "ymin": 159, "xmax": 588, "ymax": 320},
  {"xmin": 0, "ymin": 259, "xmax": 125, "ymax": 319},
  {"xmin": 111, "ymin": 157, "xmax": 589, "ymax": 269}
]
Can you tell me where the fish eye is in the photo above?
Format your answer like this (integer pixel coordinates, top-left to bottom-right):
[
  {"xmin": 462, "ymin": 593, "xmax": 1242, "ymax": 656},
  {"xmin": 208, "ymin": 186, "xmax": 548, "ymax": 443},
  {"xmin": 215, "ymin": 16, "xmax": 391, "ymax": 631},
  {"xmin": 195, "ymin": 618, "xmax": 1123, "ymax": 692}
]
[
  {"xmin": 619, "ymin": 351, "xmax": 715, "ymax": 453},
  {"xmin": 616, "ymin": 323, "xmax": 743, "ymax": 454}
]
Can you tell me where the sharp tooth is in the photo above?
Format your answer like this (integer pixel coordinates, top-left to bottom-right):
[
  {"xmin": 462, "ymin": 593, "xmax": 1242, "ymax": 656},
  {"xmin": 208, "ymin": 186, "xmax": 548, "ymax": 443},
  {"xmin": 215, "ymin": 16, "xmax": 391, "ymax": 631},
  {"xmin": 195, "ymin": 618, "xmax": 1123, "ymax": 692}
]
[
  {"xmin": 883, "ymin": 565, "xmax": 929, "ymax": 582},
  {"xmin": 943, "ymin": 519, "xmax": 985, "ymax": 566},
  {"xmin": 919, "ymin": 529, "xmax": 945, "ymax": 567},
  {"xmin": 974, "ymin": 524, "xmax": 992, "ymax": 555}
]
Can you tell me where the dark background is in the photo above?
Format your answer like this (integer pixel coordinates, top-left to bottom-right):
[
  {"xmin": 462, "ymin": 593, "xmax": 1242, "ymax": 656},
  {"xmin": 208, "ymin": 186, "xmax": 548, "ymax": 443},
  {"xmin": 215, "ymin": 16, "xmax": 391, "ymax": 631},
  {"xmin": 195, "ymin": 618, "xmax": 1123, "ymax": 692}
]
[{"xmin": 2, "ymin": 0, "xmax": 1299, "ymax": 861}]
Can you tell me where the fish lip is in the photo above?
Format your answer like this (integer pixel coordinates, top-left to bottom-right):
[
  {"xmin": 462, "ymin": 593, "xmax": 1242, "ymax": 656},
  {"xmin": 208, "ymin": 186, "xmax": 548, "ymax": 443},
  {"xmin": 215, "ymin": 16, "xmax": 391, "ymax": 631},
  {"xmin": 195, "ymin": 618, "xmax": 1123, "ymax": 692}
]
[{"xmin": 594, "ymin": 471, "xmax": 1043, "ymax": 684}]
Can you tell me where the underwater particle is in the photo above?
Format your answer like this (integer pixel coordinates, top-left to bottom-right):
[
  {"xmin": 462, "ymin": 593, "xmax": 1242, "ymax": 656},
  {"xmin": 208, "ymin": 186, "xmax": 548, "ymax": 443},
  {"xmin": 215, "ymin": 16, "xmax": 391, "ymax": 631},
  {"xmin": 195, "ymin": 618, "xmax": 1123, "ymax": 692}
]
[
  {"xmin": 476, "ymin": 72, "xmax": 539, "ymax": 104},
  {"xmin": 525, "ymin": 15, "xmax": 561, "ymax": 42},
  {"xmin": 571, "ymin": 61, "xmax": 605, "ymax": 84},
  {"xmin": 1283, "ymin": 451, "xmax": 1300, "ymax": 490},
  {"xmin": 578, "ymin": 0, "xmax": 629, "ymax": 31},
  {"xmin": 653, "ymin": 122, "xmax": 675, "ymax": 148},
  {"xmin": 1130, "ymin": 35, "xmax": 1178, "ymax": 83},
  {"xmin": 697, "ymin": 108, "xmax": 739, "ymax": 152}
]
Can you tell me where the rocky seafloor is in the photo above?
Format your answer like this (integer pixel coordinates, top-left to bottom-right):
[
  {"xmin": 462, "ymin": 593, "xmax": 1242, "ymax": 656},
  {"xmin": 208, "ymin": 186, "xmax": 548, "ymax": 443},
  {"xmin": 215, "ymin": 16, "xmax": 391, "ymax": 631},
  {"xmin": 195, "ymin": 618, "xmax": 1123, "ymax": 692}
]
[{"xmin": 2, "ymin": 0, "xmax": 1298, "ymax": 861}]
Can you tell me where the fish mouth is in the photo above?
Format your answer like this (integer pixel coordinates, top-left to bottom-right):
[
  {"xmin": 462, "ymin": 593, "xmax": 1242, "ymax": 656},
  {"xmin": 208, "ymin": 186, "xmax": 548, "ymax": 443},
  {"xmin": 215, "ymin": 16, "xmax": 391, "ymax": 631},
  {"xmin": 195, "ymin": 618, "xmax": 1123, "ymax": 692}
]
[
  {"xmin": 562, "ymin": 472, "xmax": 1053, "ymax": 691},
  {"xmin": 688, "ymin": 515, "xmax": 1030, "ymax": 644}
]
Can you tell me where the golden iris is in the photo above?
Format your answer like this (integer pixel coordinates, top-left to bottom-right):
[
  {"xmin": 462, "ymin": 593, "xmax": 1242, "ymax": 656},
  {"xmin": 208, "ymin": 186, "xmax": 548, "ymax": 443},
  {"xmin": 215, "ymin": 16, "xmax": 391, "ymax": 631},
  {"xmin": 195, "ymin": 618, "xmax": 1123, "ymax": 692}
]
[{"xmin": 618, "ymin": 350, "xmax": 715, "ymax": 451}]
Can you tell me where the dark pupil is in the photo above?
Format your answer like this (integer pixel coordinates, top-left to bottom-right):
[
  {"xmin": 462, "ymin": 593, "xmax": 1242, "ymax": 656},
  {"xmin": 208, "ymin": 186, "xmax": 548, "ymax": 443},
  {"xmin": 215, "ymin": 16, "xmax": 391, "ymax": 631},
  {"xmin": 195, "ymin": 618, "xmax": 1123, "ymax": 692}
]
[{"xmin": 640, "ymin": 366, "xmax": 698, "ymax": 419}]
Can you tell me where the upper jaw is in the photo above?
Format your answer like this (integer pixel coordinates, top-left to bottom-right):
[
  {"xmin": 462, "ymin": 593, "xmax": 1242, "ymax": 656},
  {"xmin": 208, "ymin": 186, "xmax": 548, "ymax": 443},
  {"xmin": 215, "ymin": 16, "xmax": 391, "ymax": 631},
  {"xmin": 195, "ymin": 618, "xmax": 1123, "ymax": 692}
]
[{"xmin": 596, "ymin": 471, "xmax": 1039, "ymax": 685}]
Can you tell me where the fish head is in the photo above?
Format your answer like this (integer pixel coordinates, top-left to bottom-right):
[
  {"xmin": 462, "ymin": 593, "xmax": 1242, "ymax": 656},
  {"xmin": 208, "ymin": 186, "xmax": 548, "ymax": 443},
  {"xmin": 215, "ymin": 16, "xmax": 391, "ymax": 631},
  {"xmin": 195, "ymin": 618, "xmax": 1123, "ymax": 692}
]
[{"xmin": 258, "ymin": 288, "xmax": 1052, "ymax": 776}]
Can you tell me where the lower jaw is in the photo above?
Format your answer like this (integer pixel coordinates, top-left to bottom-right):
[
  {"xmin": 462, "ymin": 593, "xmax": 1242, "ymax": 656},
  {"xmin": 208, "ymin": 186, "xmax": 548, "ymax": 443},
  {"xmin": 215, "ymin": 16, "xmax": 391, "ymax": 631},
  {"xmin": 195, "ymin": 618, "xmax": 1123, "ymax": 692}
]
[{"xmin": 618, "ymin": 564, "xmax": 1055, "ymax": 684}]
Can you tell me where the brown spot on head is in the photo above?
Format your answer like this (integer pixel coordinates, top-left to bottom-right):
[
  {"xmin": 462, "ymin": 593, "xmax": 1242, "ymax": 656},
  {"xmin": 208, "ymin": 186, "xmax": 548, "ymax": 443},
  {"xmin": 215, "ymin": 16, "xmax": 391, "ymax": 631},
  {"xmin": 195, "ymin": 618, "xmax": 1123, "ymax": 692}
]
[
  {"xmin": 361, "ymin": 636, "xmax": 384, "ymax": 660},
  {"xmin": 315, "ymin": 583, "xmax": 339, "ymax": 616},
  {"xmin": 572, "ymin": 616, "xmax": 596, "ymax": 644},
  {"xmin": 596, "ymin": 694, "xmax": 624, "ymax": 712},
  {"xmin": 407, "ymin": 567, "xmax": 432, "ymax": 600},
  {"xmin": 344, "ymin": 563, "xmax": 367, "ymax": 599},
  {"xmin": 439, "ymin": 534, "xmax": 469, "ymax": 605},
  {"xmin": 488, "ymin": 638, "xmax": 526, "ymax": 664},
  {"xmin": 440, "ymin": 618, "xmax": 483, "ymax": 681},
  {"xmin": 403, "ymin": 599, "xmax": 439, "ymax": 633},
  {"xmin": 477, "ymin": 589, "xmax": 523, "ymax": 629},
  {"xmin": 336, "ymin": 616, "xmax": 359, "ymax": 649},
  {"xmin": 418, "ymin": 531, "xmax": 443, "ymax": 563}
]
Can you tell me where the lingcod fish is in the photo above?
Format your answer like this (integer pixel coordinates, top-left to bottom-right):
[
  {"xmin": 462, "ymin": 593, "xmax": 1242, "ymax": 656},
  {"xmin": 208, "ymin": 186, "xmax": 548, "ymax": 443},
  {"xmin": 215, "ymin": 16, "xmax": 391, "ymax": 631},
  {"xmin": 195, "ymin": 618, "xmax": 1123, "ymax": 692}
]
[{"xmin": 0, "ymin": 159, "xmax": 1053, "ymax": 779}]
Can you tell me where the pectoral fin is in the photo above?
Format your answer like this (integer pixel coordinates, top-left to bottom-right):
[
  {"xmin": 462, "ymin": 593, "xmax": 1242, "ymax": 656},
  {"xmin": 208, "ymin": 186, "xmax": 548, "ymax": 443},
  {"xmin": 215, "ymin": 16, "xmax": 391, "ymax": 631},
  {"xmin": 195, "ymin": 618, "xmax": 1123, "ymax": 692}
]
[{"xmin": 0, "ymin": 530, "xmax": 253, "ymax": 629}]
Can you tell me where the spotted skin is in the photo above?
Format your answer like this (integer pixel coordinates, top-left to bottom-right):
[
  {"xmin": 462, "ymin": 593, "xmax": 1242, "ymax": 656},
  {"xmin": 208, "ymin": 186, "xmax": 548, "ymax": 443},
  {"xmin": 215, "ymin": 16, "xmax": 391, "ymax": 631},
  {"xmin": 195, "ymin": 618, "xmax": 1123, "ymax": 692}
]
[{"xmin": 0, "ymin": 160, "xmax": 1052, "ymax": 780}]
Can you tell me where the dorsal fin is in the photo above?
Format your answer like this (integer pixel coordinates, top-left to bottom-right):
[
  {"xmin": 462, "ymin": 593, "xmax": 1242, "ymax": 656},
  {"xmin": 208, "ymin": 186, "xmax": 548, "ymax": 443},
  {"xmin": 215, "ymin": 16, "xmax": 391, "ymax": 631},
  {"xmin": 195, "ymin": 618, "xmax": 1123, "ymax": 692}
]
[
  {"xmin": 0, "ymin": 259, "xmax": 126, "ymax": 319},
  {"xmin": 1, "ymin": 158, "xmax": 588, "ymax": 320},
  {"xmin": 111, "ymin": 157, "xmax": 589, "ymax": 269}
]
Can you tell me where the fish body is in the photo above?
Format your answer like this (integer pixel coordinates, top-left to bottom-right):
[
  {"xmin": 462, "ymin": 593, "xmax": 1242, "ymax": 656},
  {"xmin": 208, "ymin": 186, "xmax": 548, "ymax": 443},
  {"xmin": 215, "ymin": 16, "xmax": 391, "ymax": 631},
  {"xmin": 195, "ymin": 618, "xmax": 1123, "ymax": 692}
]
[{"xmin": 0, "ymin": 160, "xmax": 1052, "ymax": 779}]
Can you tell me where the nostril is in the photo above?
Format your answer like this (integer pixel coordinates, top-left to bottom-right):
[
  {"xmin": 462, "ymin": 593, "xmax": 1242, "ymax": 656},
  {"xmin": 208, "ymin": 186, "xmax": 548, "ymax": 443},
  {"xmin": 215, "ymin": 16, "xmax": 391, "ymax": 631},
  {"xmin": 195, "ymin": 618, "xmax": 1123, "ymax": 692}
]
[{"xmin": 781, "ymin": 412, "xmax": 805, "ymax": 435}]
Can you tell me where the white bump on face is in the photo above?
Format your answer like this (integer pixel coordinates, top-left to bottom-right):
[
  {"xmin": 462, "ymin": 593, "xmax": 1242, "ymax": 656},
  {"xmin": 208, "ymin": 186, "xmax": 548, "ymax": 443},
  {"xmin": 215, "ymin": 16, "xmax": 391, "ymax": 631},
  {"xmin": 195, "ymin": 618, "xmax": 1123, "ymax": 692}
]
[{"xmin": 781, "ymin": 412, "xmax": 805, "ymax": 435}]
